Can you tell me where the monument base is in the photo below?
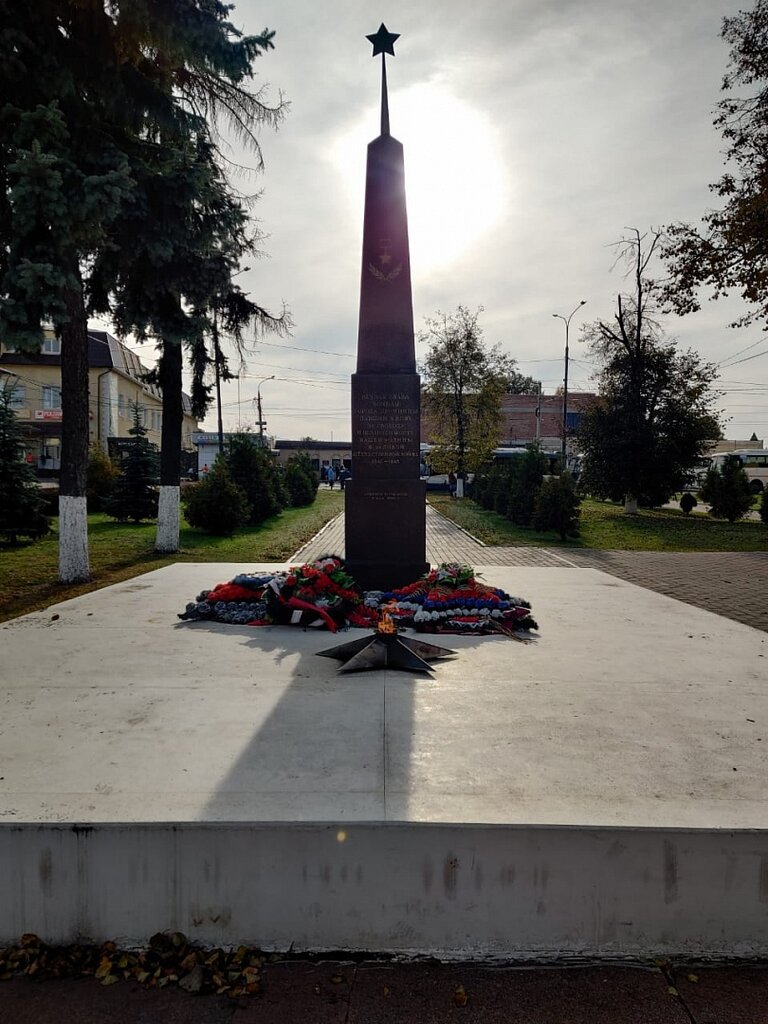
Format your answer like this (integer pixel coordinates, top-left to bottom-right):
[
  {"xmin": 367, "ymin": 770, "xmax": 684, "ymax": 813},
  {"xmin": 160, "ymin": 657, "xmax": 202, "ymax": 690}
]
[
  {"xmin": 344, "ymin": 478, "xmax": 429, "ymax": 591},
  {"xmin": 2, "ymin": 564, "xmax": 768, "ymax": 955}
]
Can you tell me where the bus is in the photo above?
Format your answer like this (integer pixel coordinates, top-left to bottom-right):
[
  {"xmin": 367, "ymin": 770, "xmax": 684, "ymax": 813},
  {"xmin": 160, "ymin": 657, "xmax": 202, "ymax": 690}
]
[
  {"xmin": 707, "ymin": 450, "xmax": 768, "ymax": 494},
  {"xmin": 419, "ymin": 444, "xmax": 562, "ymax": 491}
]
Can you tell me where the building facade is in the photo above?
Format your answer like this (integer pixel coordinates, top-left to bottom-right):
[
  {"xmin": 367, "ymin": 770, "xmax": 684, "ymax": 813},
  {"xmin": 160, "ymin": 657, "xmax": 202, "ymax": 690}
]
[
  {"xmin": 421, "ymin": 391, "xmax": 597, "ymax": 450},
  {"xmin": 0, "ymin": 328, "xmax": 198, "ymax": 476}
]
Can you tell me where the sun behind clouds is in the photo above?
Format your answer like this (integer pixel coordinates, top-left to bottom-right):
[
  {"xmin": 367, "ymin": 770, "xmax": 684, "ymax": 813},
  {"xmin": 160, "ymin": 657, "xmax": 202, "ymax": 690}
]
[{"xmin": 332, "ymin": 81, "xmax": 509, "ymax": 275}]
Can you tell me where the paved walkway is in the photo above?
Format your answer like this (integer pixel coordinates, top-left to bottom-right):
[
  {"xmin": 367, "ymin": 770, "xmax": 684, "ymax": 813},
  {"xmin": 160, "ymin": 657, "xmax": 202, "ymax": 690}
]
[
  {"xmin": 2, "ymin": 961, "xmax": 767, "ymax": 1023},
  {"xmin": 293, "ymin": 505, "xmax": 768, "ymax": 633}
]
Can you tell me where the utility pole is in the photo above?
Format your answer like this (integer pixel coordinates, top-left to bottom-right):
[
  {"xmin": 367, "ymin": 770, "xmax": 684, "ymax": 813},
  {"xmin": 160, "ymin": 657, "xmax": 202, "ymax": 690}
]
[
  {"xmin": 255, "ymin": 375, "xmax": 274, "ymax": 446},
  {"xmin": 552, "ymin": 300, "xmax": 586, "ymax": 469},
  {"xmin": 212, "ymin": 310, "xmax": 224, "ymax": 456},
  {"xmin": 535, "ymin": 381, "xmax": 541, "ymax": 442}
]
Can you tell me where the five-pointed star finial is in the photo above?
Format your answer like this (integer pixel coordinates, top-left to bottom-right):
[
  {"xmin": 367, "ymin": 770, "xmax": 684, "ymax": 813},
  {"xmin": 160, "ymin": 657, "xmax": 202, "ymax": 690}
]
[{"xmin": 366, "ymin": 23, "xmax": 399, "ymax": 57}]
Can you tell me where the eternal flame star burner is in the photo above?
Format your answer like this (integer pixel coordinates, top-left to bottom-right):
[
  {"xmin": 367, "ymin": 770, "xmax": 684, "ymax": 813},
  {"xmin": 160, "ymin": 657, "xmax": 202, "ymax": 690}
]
[{"xmin": 316, "ymin": 613, "xmax": 456, "ymax": 675}]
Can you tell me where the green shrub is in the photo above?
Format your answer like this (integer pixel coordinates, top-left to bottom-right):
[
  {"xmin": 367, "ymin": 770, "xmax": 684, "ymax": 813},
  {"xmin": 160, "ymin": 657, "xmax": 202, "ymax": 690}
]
[
  {"xmin": 700, "ymin": 456, "xmax": 753, "ymax": 523},
  {"xmin": 507, "ymin": 446, "xmax": 547, "ymax": 526},
  {"xmin": 679, "ymin": 491, "xmax": 698, "ymax": 515},
  {"xmin": 224, "ymin": 434, "xmax": 284, "ymax": 525},
  {"xmin": 0, "ymin": 382, "xmax": 50, "ymax": 544},
  {"xmin": 87, "ymin": 444, "xmax": 120, "ymax": 512},
  {"xmin": 760, "ymin": 486, "xmax": 768, "ymax": 526},
  {"xmin": 533, "ymin": 472, "xmax": 581, "ymax": 540},
  {"xmin": 182, "ymin": 461, "xmax": 250, "ymax": 535},
  {"xmin": 285, "ymin": 453, "xmax": 319, "ymax": 507}
]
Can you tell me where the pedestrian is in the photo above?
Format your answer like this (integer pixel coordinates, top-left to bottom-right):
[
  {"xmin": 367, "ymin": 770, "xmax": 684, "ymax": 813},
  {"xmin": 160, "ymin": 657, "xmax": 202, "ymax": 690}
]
[
  {"xmin": 448, "ymin": 471, "xmax": 457, "ymax": 498},
  {"xmin": 339, "ymin": 466, "xmax": 348, "ymax": 491},
  {"xmin": 202, "ymin": 463, "xmax": 209, "ymax": 478},
  {"xmin": 327, "ymin": 465, "xmax": 336, "ymax": 490}
]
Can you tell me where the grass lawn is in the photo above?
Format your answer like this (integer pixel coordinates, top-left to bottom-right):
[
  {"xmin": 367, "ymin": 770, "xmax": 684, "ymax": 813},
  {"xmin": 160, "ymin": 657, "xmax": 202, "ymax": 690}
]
[
  {"xmin": 428, "ymin": 494, "xmax": 768, "ymax": 552},
  {"xmin": 0, "ymin": 490, "xmax": 343, "ymax": 623}
]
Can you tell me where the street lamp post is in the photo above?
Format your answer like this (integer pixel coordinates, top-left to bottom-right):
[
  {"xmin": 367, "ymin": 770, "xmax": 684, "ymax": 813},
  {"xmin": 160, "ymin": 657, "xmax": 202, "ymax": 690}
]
[
  {"xmin": 255, "ymin": 375, "xmax": 275, "ymax": 446},
  {"xmin": 552, "ymin": 300, "xmax": 586, "ymax": 469}
]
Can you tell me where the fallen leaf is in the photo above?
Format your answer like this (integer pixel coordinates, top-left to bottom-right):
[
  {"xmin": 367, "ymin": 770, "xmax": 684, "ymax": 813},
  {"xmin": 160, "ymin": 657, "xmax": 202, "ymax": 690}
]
[
  {"xmin": 687, "ymin": 973, "xmax": 699, "ymax": 983},
  {"xmin": 667, "ymin": 986, "xmax": 679, "ymax": 997},
  {"xmin": 453, "ymin": 984, "xmax": 468, "ymax": 1007}
]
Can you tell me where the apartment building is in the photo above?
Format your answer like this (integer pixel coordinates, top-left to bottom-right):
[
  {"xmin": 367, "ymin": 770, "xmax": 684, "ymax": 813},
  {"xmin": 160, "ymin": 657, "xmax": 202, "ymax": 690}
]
[{"xmin": 0, "ymin": 328, "xmax": 198, "ymax": 476}]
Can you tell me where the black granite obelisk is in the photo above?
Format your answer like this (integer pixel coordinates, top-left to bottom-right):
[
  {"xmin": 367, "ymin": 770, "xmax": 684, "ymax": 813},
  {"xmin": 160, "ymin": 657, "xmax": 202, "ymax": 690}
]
[{"xmin": 345, "ymin": 24, "xmax": 429, "ymax": 592}]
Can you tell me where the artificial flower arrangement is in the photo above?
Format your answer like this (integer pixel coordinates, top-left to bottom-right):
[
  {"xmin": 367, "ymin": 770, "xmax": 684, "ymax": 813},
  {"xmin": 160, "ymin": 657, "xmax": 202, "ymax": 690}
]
[
  {"xmin": 179, "ymin": 558, "xmax": 537, "ymax": 637},
  {"xmin": 179, "ymin": 556, "xmax": 362, "ymax": 632},
  {"xmin": 356, "ymin": 562, "xmax": 537, "ymax": 634}
]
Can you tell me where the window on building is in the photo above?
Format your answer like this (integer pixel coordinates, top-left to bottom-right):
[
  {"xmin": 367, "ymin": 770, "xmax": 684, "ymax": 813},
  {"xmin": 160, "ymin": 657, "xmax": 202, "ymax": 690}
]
[
  {"xmin": 42, "ymin": 386, "xmax": 62, "ymax": 409},
  {"xmin": 118, "ymin": 394, "xmax": 126, "ymax": 417},
  {"xmin": 41, "ymin": 337, "xmax": 61, "ymax": 355},
  {"xmin": 9, "ymin": 384, "xmax": 25, "ymax": 407}
]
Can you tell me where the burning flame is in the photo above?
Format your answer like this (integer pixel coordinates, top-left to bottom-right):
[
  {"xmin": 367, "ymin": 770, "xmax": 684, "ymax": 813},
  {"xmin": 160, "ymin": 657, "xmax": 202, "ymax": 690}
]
[{"xmin": 377, "ymin": 611, "xmax": 397, "ymax": 635}]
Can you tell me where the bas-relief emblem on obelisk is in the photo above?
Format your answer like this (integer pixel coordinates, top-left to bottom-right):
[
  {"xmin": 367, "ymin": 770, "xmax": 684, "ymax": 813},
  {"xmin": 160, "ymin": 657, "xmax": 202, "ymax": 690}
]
[
  {"xmin": 344, "ymin": 23, "xmax": 429, "ymax": 591},
  {"xmin": 368, "ymin": 236, "xmax": 402, "ymax": 282}
]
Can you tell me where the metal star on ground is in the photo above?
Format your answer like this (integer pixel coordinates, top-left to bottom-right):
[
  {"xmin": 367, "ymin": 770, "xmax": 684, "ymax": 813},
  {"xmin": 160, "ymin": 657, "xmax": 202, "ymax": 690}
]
[{"xmin": 317, "ymin": 629, "xmax": 456, "ymax": 675}]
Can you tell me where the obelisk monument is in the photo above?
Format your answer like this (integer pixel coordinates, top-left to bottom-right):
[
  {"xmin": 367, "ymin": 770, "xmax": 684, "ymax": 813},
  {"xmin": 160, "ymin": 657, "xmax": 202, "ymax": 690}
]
[{"xmin": 344, "ymin": 24, "xmax": 429, "ymax": 591}]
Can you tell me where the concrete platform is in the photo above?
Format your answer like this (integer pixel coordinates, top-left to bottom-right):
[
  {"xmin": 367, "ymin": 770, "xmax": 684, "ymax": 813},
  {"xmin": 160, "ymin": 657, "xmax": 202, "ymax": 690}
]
[{"xmin": 1, "ymin": 563, "xmax": 767, "ymax": 956}]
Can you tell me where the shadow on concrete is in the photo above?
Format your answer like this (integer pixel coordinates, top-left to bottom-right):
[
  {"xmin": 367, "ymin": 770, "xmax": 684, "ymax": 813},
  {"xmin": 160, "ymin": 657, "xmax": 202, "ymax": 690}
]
[{"xmin": 176, "ymin": 619, "xmax": 421, "ymax": 823}]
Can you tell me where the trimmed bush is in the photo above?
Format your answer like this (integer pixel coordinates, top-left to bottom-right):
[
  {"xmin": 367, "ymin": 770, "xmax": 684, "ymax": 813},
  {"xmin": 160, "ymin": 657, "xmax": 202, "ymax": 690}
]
[
  {"xmin": 224, "ymin": 434, "xmax": 283, "ymax": 525},
  {"xmin": 506, "ymin": 446, "xmax": 547, "ymax": 526},
  {"xmin": 760, "ymin": 485, "xmax": 768, "ymax": 526},
  {"xmin": 700, "ymin": 456, "xmax": 753, "ymax": 523},
  {"xmin": 679, "ymin": 491, "xmax": 698, "ymax": 515},
  {"xmin": 182, "ymin": 461, "xmax": 250, "ymax": 535},
  {"xmin": 533, "ymin": 472, "xmax": 581, "ymax": 540},
  {"xmin": 87, "ymin": 444, "xmax": 120, "ymax": 512},
  {"xmin": 285, "ymin": 453, "xmax": 319, "ymax": 507}
]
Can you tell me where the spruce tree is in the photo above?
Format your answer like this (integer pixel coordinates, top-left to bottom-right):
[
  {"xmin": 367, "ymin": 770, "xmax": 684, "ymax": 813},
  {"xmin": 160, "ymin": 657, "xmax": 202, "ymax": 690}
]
[
  {"xmin": 533, "ymin": 473, "xmax": 581, "ymax": 541},
  {"xmin": 700, "ymin": 456, "xmax": 753, "ymax": 523},
  {"xmin": 104, "ymin": 405, "xmax": 159, "ymax": 523},
  {"xmin": 0, "ymin": 382, "xmax": 50, "ymax": 544},
  {"xmin": 224, "ymin": 434, "xmax": 283, "ymax": 524},
  {"xmin": 285, "ymin": 453, "xmax": 319, "ymax": 507},
  {"xmin": 182, "ymin": 460, "xmax": 249, "ymax": 536}
]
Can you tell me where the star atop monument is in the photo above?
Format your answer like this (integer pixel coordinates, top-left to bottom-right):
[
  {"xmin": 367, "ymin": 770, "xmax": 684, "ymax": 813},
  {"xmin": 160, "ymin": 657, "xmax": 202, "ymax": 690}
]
[{"xmin": 366, "ymin": 23, "xmax": 399, "ymax": 57}]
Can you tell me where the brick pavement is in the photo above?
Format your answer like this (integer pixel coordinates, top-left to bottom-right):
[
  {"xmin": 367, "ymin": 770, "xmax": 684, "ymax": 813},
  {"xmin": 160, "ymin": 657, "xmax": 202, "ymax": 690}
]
[
  {"xmin": 563, "ymin": 548, "xmax": 768, "ymax": 633},
  {"xmin": 293, "ymin": 504, "xmax": 768, "ymax": 633}
]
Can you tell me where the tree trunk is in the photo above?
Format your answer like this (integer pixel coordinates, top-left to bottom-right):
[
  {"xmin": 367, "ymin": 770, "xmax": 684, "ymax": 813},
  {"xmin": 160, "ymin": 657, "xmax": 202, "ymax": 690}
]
[
  {"xmin": 155, "ymin": 339, "xmax": 183, "ymax": 553},
  {"xmin": 58, "ymin": 279, "xmax": 90, "ymax": 583},
  {"xmin": 624, "ymin": 493, "xmax": 638, "ymax": 514}
]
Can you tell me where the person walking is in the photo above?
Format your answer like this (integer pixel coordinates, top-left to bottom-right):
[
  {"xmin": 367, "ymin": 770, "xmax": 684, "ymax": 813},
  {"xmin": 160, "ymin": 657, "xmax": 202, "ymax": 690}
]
[
  {"xmin": 339, "ymin": 466, "xmax": 348, "ymax": 491},
  {"xmin": 327, "ymin": 465, "xmax": 336, "ymax": 490}
]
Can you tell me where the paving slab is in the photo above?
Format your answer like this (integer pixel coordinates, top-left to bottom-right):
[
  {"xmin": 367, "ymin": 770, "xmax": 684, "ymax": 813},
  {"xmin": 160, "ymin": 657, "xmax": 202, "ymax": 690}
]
[
  {"xmin": 347, "ymin": 963, "xmax": 689, "ymax": 1024},
  {"xmin": 672, "ymin": 965, "xmax": 768, "ymax": 1024},
  {"xmin": 232, "ymin": 962, "xmax": 351, "ymax": 1023},
  {"xmin": 0, "ymin": 977, "xmax": 235, "ymax": 1024},
  {"xmin": 0, "ymin": 963, "xmax": 698, "ymax": 1024}
]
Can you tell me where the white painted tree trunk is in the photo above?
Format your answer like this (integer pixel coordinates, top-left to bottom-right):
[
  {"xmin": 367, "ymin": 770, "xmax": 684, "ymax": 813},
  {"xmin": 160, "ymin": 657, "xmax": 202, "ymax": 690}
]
[
  {"xmin": 455, "ymin": 477, "xmax": 465, "ymax": 499},
  {"xmin": 58, "ymin": 495, "xmax": 89, "ymax": 583},
  {"xmin": 624, "ymin": 494, "xmax": 638, "ymax": 514},
  {"xmin": 155, "ymin": 485, "xmax": 180, "ymax": 553}
]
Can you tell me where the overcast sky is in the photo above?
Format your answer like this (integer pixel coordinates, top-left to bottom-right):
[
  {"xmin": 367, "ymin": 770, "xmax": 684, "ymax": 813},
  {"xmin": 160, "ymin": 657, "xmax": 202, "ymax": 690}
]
[{"xmin": 126, "ymin": 0, "xmax": 768, "ymax": 444}]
